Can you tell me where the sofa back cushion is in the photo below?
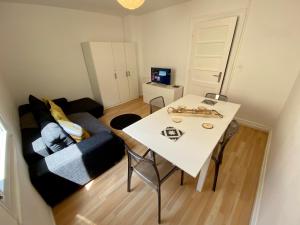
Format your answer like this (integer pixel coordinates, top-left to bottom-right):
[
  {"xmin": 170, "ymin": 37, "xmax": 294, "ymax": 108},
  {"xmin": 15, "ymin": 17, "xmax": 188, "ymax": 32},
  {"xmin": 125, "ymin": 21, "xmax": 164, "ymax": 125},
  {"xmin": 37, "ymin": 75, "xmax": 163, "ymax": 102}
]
[
  {"xmin": 29, "ymin": 95, "xmax": 55, "ymax": 129},
  {"xmin": 29, "ymin": 95, "xmax": 75, "ymax": 153},
  {"xmin": 20, "ymin": 112, "xmax": 39, "ymax": 129}
]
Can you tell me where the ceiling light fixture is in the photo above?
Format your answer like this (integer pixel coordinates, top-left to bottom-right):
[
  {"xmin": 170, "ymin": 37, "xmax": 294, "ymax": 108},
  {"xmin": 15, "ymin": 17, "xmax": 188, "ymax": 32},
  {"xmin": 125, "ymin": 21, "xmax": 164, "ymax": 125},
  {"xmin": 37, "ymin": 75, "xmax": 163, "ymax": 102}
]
[{"xmin": 117, "ymin": 0, "xmax": 145, "ymax": 10}]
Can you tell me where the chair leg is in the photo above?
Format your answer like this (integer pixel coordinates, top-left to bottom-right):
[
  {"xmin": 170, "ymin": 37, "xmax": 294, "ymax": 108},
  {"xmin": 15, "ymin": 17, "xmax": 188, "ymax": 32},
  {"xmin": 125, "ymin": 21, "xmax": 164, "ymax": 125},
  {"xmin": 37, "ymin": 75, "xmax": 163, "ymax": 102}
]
[
  {"xmin": 127, "ymin": 167, "xmax": 133, "ymax": 192},
  {"xmin": 180, "ymin": 170, "xmax": 184, "ymax": 185},
  {"xmin": 157, "ymin": 188, "xmax": 161, "ymax": 224},
  {"xmin": 152, "ymin": 151, "xmax": 157, "ymax": 165},
  {"xmin": 143, "ymin": 149, "xmax": 157, "ymax": 164},
  {"xmin": 142, "ymin": 149, "xmax": 151, "ymax": 158},
  {"xmin": 219, "ymin": 152, "xmax": 224, "ymax": 165},
  {"xmin": 212, "ymin": 162, "xmax": 220, "ymax": 192},
  {"xmin": 219, "ymin": 145, "xmax": 225, "ymax": 165}
]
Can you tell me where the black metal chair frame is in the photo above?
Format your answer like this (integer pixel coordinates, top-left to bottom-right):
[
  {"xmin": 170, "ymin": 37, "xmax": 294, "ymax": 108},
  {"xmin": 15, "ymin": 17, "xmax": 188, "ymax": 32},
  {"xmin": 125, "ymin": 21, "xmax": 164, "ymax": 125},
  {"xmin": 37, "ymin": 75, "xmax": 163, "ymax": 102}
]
[
  {"xmin": 126, "ymin": 145, "xmax": 184, "ymax": 223},
  {"xmin": 205, "ymin": 92, "xmax": 239, "ymax": 191},
  {"xmin": 149, "ymin": 96, "xmax": 165, "ymax": 114},
  {"xmin": 211, "ymin": 120, "xmax": 239, "ymax": 191},
  {"xmin": 211, "ymin": 132, "xmax": 232, "ymax": 191}
]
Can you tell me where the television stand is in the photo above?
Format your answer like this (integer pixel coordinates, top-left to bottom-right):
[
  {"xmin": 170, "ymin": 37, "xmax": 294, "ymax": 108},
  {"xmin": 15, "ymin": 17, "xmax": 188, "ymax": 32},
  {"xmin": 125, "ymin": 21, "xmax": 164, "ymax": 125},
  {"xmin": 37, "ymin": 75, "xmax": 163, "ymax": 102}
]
[{"xmin": 142, "ymin": 82, "xmax": 184, "ymax": 105}]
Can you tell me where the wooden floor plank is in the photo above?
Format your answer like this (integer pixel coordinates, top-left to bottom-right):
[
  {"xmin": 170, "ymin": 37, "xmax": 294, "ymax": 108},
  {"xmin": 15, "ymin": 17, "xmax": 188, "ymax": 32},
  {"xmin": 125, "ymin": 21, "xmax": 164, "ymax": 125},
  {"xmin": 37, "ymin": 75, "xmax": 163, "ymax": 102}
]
[{"xmin": 53, "ymin": 98, "xmax": 268, "ymax": 225}]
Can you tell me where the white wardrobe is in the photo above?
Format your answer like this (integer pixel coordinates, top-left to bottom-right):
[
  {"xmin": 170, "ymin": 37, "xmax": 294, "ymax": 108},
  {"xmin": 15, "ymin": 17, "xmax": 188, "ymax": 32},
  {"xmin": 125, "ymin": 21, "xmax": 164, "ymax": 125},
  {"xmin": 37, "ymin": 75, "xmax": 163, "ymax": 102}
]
[{"xmin": 82, "ymin": 42, "xmax": 139, "ymax": 109}]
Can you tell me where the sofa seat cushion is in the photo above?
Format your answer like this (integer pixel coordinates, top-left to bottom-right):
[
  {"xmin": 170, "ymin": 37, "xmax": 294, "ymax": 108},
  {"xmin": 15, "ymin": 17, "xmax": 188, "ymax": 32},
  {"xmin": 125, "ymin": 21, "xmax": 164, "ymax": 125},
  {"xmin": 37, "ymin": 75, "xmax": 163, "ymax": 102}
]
[
  {"xmin": 68, "ymin": 112, "xmax": 110, "ymax": 135},
  {"xmin": 36, "ymin": 132, "xmax": 122, "ymax": 185},
  {"xmin": 29, "ymin": 131, "xmax": 125, "ymax": 206}
]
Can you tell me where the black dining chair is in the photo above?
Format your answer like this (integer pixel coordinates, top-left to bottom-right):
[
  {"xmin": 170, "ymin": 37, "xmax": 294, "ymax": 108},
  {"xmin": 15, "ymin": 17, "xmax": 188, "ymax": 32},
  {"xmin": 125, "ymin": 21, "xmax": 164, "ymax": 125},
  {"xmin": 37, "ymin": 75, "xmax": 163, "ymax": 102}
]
[
  {"xmin": 148, "ymin": 96, "xmax": 166, "ymax": 165},
  {"xmin": 211, "ymin": 119, "xmax": 239, "ymax": 191},
  {"xmin": 149, "ymin": 96, "xmax": 165, "ymax": 114},
  {"xmin": 126, "ymin": 145, "xmax": 184, "ymax": 223},
  {"xmin": 205, "ymin": 93, "xmax": 240, "ymax": 191}
]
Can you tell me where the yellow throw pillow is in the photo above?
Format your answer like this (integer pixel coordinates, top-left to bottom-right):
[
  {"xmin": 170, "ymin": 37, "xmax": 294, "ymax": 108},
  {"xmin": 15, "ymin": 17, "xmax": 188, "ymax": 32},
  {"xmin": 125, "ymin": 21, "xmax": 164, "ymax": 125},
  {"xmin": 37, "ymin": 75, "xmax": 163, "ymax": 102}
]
[
  {"xmin": 46, "ymin": 99, "xmax": 90, "ymax": 142},
  {"xmin": 48, "ymin": 99, "xmax": 69, "ymax": 121},
  {"xmin": 58, "ymin": 120, "xmax": 90, "ymax": 142}
]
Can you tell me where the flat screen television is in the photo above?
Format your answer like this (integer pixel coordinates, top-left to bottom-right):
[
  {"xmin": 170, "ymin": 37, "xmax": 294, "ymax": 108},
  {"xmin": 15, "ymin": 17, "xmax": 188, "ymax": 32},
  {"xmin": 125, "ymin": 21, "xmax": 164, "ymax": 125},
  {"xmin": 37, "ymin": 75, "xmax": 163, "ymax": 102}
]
[{"xmin": 151, "ymin": 67, "xmax": 171, "ymax": 85}]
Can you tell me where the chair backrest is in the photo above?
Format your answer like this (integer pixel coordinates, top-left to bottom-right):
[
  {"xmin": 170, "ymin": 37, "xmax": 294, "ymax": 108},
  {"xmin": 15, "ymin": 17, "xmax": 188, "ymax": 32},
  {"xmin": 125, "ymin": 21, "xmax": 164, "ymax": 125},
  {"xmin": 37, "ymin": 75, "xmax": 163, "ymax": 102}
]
[
  {"xmin": 223, "ymin": 120, "xmax": 239, "ymax": 146},
  {"xmin": 205, "ymin": 93, "xmax": 228, "ymax": 102},
  {"xmin": 149, "ymin": 96, "xmax": 165, "ymax": 114},
  {"xmin": 215, "ymin": 120, "xmax": 240, "ymax": 163},
  {"xmin": 126, "ymin": 145, "xmax": 160, "ymax": 187}
]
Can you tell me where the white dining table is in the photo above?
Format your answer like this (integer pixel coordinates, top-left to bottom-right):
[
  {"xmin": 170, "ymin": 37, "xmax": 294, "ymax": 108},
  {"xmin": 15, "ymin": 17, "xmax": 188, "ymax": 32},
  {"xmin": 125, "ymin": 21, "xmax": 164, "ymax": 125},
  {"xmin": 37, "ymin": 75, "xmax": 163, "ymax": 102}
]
[{"xmin": 123, "ymin": 94, "xmax": 240, "ymax": 192}]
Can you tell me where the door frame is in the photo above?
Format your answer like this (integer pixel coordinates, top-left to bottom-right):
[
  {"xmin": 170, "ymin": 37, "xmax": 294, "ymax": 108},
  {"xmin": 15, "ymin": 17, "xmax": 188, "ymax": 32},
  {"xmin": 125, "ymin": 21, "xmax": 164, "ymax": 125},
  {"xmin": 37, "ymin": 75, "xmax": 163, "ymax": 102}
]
[{"xmin": 184, "ymin": 9, "xmax": 248, "ymax": 96}]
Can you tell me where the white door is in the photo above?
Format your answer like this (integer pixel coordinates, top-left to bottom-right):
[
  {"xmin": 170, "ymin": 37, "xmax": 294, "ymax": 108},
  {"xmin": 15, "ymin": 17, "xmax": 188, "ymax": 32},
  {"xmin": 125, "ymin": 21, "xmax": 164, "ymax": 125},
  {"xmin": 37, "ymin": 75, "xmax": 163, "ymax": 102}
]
[
  {"xmin": 112, "ymin": 43, "xmax": 131, "ymax": 103},
  {"xmin": 124, "ymin": 43, "xmax": 139, "ymax": 99},
  {"xmin": 90, "ymin": 42, "xmax": 120, "ymax": 108},
  {"xmin": 186, "ymin": 16, "xmax": 237, "ymax": 96}
]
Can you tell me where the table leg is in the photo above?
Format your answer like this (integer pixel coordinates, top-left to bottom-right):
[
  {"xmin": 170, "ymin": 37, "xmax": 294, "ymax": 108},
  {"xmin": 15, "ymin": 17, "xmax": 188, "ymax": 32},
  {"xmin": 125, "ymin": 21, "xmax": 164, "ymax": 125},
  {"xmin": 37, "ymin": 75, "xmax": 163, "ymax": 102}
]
[{"xmin": 196, "ymin": 153, "xmax": 212, "ymax": 192}]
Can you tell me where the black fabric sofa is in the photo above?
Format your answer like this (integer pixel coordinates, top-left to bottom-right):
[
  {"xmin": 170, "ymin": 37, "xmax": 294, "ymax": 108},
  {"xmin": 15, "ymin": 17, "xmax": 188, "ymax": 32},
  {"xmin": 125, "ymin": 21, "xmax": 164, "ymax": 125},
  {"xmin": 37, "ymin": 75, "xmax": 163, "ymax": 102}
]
[{"xmin": 19, "ymin": 97, "xmax": 125, "ymax": 206}]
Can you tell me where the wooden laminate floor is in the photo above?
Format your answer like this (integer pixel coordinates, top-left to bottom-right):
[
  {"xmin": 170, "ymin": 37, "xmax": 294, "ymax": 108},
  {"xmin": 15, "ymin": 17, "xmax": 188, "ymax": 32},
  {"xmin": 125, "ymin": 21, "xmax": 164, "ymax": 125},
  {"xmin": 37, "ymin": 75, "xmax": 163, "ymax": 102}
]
[{"xmin": 53, "ymin": 98, "xmax": 268, "ymax": 225}]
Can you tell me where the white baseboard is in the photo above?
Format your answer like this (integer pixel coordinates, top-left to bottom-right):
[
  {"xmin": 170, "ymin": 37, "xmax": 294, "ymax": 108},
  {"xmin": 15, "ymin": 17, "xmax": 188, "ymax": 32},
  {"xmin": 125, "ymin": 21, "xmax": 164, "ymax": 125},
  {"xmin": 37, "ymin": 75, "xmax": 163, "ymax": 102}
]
[
  {"xmin": 249, "ymin": 130, "xmax": 273, "ymax": 225},
  {"xmin": 235, "ymin": 117, "xmax": 271, "ymax": 132}
]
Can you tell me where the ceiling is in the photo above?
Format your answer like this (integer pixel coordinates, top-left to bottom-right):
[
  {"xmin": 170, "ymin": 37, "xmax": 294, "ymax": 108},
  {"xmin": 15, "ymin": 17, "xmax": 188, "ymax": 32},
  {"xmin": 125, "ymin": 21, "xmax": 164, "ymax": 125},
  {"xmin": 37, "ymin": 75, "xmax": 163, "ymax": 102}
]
[{"xmin": 0, "ymin": 0, "xmax": 191, "ymax": 16}]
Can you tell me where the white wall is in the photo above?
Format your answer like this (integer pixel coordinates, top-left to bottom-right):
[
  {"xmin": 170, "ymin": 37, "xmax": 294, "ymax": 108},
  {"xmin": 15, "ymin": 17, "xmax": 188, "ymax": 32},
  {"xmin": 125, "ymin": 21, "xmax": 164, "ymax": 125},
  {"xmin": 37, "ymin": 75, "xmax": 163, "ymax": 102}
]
[
  {"xmin": 226, "ymin": 0, "xmax": 300, "ymax": 128},
  {"xmin": 255, "ymin": 73, "xmax": 300, "ymax": 225},
  {"xmin": 0, "ymin": 2, "xmax": 124, "ymax": 105},
  {"xmin": 1, "ymin": 0, "xmax": 299, "ymax": 128},
  {"xmin": 135, "ymin": 2, "xmax": 192, "ymax": 86},
  {"xmin": 126, "ymin": 0, "xmax": 300, "ymax": 128},
  {"xmin": 123, "ymin": 15, "xmax": 144, "ymax": 94},
  {"xmin": 0, "ymin": 73, "xmax": 55, "ymax": 225},
  {"xmin": 190, "ymin": 0, "xmax": 249, "ymax": 15}
]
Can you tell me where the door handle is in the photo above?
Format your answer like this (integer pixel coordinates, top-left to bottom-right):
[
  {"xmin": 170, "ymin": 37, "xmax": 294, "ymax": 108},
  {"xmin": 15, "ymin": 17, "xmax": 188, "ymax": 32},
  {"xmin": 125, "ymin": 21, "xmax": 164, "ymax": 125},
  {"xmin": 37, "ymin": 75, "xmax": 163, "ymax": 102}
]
[
  {"xmin": 212, "ymin": 72, "xmax": 222, "ymax": 83},
  {"xmin": 114, "ymin": 72, "xmax": 117, "ymax": 79},
  {"xmin": 128, "ymin": 71, "xmax": 131, "ymax": 77}
]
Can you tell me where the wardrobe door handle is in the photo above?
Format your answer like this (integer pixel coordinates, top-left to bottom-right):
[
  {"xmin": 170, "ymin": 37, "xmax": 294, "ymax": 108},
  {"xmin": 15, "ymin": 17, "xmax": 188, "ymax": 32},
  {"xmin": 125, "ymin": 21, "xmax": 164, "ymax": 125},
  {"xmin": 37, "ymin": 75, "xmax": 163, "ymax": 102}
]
[{"xmin": 114, "ymin": 73, "xmax": 117, "ymax": 79}]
